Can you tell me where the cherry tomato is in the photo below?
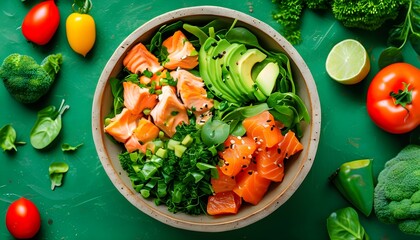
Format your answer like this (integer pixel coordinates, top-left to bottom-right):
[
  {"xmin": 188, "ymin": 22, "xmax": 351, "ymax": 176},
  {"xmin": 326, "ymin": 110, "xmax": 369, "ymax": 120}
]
[
  {"xmin": 5, "ymin": 197, "xmax": 41, "ymax": 239},
  {"xmin": 366, "ymin": 62, "xmax": 420, "ymax": 134},
  {"xmin": 66, "ymin": 0, "xmax": 96, "ymax": 56},
  {"xmin": 21, "ymin": 0, "xmax": 60, "ymax": 45}
]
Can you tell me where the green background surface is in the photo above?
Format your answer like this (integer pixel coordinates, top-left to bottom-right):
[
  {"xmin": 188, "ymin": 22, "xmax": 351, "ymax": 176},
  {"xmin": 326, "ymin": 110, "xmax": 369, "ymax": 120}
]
[{"xmin": 0, "ymin": 1, "xmax": 417, "ymax": 239}]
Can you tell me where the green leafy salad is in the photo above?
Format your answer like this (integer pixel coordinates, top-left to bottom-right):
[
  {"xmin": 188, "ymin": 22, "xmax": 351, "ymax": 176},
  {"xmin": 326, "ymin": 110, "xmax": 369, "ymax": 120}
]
[{"xmin": 104, "ymin": 19, "xmax": 310, "ymax": 215}]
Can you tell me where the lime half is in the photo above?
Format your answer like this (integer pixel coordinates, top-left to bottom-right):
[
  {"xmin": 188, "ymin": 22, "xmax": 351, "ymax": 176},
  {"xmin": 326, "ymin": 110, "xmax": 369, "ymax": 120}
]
[{"xmin": 326, "ymin": 39, "xmax": 370, "ymax": 85}]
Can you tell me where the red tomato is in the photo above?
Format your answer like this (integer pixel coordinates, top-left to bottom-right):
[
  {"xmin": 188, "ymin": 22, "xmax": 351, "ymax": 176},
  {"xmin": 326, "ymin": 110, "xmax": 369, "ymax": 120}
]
[
  {"xmin": 5, "ymin": 197, "xmax": 41, "ymax": 239},
  {"xmin": 366, "ymin": 63, "xmax": 420, "ymax": 134},
  {"xmin": 21, "ymin": 0, "xmax": 60, "ymax": 45}
]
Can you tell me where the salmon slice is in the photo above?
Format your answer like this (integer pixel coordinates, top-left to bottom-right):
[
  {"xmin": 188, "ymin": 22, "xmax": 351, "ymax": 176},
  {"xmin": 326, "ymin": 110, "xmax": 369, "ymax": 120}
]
[
  {"xmin": 133, "ymin": 118, "xmax": 160, "ymax": 144},
  {"xmin": 218, "ymin": 135, "xmax": 257, "ymax": 177},
  {"xmin": 233, "ymin": 163, "xmax": 271, "ymax": 205},
  {"xmin": 123, "ymin": 81, "xmax": 158, "ymax": 116},
  {"xmin": 123, "ymin": 42, "xmax": 164, "ymax": 74},
  {"xmin": 207, "ymin": 191, "xmax": 242, "ymax": 215},
  {"xmin": 171, "ymin": 69, "xmax": 213, "ymax": 124},
  {"xmin": 162, "ymin": 30, "xmax": 198, "ymax": 70},
  {"xmin": 104, "ymin": 108, "xmax": 138, "ymax": 143},
  {"xmin": 255, "ymin": 146, "xmax": 285, "ymax": 182},
  {"xmin": 124, "ymin": 135, "xmax": 146, "ymax": 153},
  {"xmin": 277, "ymin": 130, "xmax": 304, "ymax": 160},
  {"xmin": 242, "ymin": 110, "xmax": 283, "ymax": 148},
  {"xmin": 150, "ymin": 85, "xmax": 189, "ymax": 137},
  {"xmin": 211, "ymin": 167, "xmax": 237, "ymax": 193}
]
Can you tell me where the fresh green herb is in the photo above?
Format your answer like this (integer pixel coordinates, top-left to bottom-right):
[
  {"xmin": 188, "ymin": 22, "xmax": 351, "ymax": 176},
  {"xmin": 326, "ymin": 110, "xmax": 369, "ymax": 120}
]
[
  {"xmin": 0, "ymin": 124, "xmax": 25, "ymax": 152},
  {"xmin": 379, "ymin": 0, "xmax": 420, "ymax": 68},
  {"xmin": 30, "ymin": 99, "xmax": 70, "ymax": 150},
  {"xmin": 119, "ymin": 123, "xmax": 219, "ymax": 215},
  {"xmin": 327, "ymin": 207, "xmax": 370, "ymax": 240},
  {"xmin": 49, "ymin": 162, "xmax": 69, "ymax": 190},
  {"xmin": 61, "ymin": 143, "xmax": 83, "ymax": 152}
]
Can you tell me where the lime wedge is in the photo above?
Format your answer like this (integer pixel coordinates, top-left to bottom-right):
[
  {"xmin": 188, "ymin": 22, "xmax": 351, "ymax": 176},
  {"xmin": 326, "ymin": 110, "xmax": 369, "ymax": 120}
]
[{"xmin": 326, "ymin": 39, "xmax": 370, "ymax": 85}]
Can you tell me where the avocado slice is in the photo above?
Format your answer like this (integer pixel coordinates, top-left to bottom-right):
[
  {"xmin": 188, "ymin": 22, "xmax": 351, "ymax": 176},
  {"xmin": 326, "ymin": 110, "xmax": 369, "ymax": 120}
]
[
  {"xmin": 254, "ymin": 61, "xmax": 280, "ymax": 96},
  {"xmin": 224, "ymin": 43, "xmax": 252, "ymax": 101},
  {"xmin": 233, "ymin": 48, "xmax": 267, "ymax": 100},
  {"xmin": 220, "ymin": 43, "xmax": 247, "ymax": 101},
  {"xmin": 207, "ymin": 39, "xmax": 239, "ymax": 101},
  {"xmin": 199, "ymin": 37, "xmax": 238, "ymax": 103}
]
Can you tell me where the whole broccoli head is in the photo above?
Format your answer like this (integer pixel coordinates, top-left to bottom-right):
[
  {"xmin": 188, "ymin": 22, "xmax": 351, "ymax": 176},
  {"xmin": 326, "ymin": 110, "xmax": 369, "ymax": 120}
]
[
  {"xmin": 332, "ymin": 0, "xmax": 409, "ymax": 30},
  {"xmin": 0, "ymin": 53, "xmax": 62, "ymax": 104},
  {"xmin": 374, "ymin": 144, "xmax": 420, "ymax": 235}
]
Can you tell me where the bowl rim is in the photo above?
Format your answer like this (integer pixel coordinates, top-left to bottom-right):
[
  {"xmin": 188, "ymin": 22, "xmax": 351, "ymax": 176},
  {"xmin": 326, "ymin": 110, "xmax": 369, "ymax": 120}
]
[{"xmin": 92, "ymin": 5, "xmax": 321, "ymax": 232}]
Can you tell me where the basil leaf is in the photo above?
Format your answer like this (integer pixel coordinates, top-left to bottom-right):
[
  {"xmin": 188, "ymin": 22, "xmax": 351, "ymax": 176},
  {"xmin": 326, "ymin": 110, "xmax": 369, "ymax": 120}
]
[
  {"xmin": 327, "ymin": 207, "xmax": 370, "ymax": 240},
  {"xmin": 378, "ymin": 46, "xmax": 403, "ymax": 69},
  {"xmin": 49, "ymin": 162, "xmax": 69, "ymax": 190}
]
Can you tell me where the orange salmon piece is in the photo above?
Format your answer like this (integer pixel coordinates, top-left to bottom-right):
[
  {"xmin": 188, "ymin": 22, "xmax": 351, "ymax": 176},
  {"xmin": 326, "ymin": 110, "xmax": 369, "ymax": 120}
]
[
  {"xmin": 211, "ymin": 167, "xmax": 237, "ymax": 193},
  {"xmin": 278, "ymin": 130, "xmax": 304, "ymax": 160},
  {"xmin": 162, "ymin": 30, "xmax": 198, "ymax": 70},
  {"xmin": 233, "ymin": 163, "xmax": 271, "ymax": 205},
  {"xmin": 123, "ymin": 42, "xmax": 164, "ymax": 74},
  {"xmin": 218, "ymin": 136, "xmax": 257, "ymax": 177},
  {"xmin": 242, "ymin": 111, "xmax": 283, "ymax": 148},
  {"xmin": 123, "ymin": 81, "xmax": 158, "ymax": 116},
  {"xmin": 133, "ymin": 118, "xmax": 160, "ymax": 144},
  {"xmin": 104, "ymin": 108, "xmax": 138, "ymax": 143},
  {"xmin": 171, "ymin": 69, "xmax": 213, "ymax": 124},
  {"xmin": 150, "ymin": 85, "xmax": 188, "ymax": 137},
  {"xmin": 207, "ymin": 191, "xmax": 242, "ymax": 215},
  {"xmin": 255, "ymin": 146, "xmax": 285, "ymax": 182}
]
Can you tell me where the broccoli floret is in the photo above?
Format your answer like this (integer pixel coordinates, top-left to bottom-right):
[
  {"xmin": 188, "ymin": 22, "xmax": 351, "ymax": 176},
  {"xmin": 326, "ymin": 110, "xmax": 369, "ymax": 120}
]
[
  {"xmin": 306, "ymin": 0, "xmax": 332, "ymax": 9},
  {"xmin": 374, "ymin": 144, "xmax": 420, "ymax": 236},
  {"xmin": 332, "ymin": 0, "xmax": 409, "ymax": 30},
  {"xmin": 0, "ymin": 53, "xmax": 63, "ymax": 104}
]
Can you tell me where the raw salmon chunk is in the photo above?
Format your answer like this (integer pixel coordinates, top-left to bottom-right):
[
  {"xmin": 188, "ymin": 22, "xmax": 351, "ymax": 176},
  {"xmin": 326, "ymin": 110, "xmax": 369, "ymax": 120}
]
[
  {"xmin": 123, "ymin": 42, "xmax": 164, "ymax": 74},
  {"xmin": 218, "ymin": 135, "xmax": 257, "ymax": 177},
  {"xmin": 207, "ymin": 191, "xmax": 242, "ymax": 215},
  {"xmin": 104, "ymin": 108, "xmax": 138, "ymax": 143},
  {"xmin": 242, "ymin": 111, "xmax": 283, "ymax": 148},
  {"xmin": 211, "ymin": 167, "xmax": 237, "ymax": 193},
  {"xmin": 150, "ymin": 85, "xmax": 188, "ymax": 137},
  {"xmin": 172, "ymin": 69, "xmax": 213, "ymax": 124},
  {"xmin": 233, "ymin": 163, "xmax": 271, "ymax": 205},
  {"xmin": 162, "ymin": 30, "xmax": 198, "ymax": 70},
  {"xmin": 123, "ymin": 81, "xmax": 158, "ymax": 116}
]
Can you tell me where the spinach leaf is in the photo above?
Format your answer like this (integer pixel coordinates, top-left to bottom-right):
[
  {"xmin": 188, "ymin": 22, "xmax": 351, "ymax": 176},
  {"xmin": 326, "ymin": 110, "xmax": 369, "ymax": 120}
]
[
  {"xmin": 0, "ymin": 124, "xmax": 25, "ymax": 151},
  {"xmin": 49, "ymin": 162, "xmax": 69, "ymax": 190},
  {"xmin": 201, "ymin": 118, "xmax": 230, "ymax": 146},
  {"xmin": 30, "ymin": 99, "xmax": 70, "ymax": 150},
  {"xmin": 327, "ymin": 207, "xmax": 370, "ymax": 240},
  {"xmin": 378, "ymin": 47, "xmax": 404, "ymax": 70}
]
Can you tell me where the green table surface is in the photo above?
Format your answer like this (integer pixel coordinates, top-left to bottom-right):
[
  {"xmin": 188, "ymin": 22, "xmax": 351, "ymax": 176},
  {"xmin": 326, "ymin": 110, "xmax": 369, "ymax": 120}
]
[{"xmin": 0, "ymin": 1, "xmax": 418, "ymax": 239}]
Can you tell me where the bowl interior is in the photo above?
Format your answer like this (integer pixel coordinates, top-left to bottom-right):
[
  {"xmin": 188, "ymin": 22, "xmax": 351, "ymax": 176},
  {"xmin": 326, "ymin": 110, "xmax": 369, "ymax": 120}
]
[{"xmin": 92, "ymin": 6, "xmax": 321, "ymax": 232}]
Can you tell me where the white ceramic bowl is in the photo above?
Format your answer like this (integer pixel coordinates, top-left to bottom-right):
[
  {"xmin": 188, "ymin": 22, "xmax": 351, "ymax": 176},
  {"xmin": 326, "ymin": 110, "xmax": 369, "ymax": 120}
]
[{"xmin": 92, "ymin": 6, "xmax": 321, "ymax": 232}]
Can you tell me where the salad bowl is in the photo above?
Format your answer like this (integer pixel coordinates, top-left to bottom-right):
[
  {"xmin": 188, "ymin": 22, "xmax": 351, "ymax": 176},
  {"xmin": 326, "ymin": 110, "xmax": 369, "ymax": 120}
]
[{"xmin": 92, "ymin": 6, "xmax": 321, "ymax": 232}]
